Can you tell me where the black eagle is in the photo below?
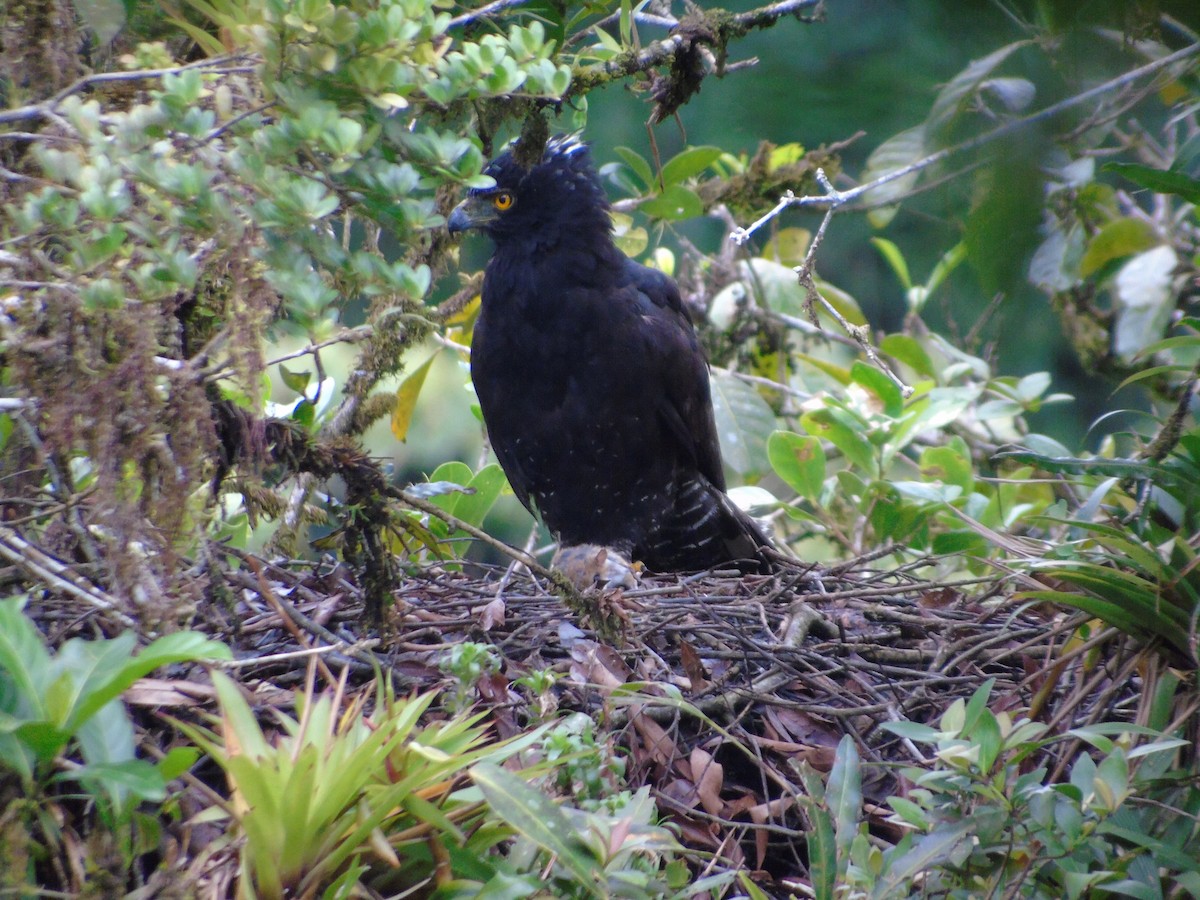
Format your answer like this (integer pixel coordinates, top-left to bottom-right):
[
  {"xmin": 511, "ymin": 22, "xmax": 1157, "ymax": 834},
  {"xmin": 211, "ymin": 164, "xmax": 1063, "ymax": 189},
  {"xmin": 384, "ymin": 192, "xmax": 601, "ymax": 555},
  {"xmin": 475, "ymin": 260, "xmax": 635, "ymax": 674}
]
[{"xmin": 448, "ymin": 134, "xmax": 773, "ymax": 574}]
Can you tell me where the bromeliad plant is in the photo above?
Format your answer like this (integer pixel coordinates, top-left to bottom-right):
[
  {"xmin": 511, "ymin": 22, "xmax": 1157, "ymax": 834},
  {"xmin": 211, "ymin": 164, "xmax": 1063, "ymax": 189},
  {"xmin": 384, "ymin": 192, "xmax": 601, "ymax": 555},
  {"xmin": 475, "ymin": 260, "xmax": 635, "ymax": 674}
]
[
  {"xmin": 174, "ymin": 666, "xmax": 545, "ymax": 898},
  {"xmin": 1011, "ymin": 425, "xmax": 1200, "ymax": 665}
]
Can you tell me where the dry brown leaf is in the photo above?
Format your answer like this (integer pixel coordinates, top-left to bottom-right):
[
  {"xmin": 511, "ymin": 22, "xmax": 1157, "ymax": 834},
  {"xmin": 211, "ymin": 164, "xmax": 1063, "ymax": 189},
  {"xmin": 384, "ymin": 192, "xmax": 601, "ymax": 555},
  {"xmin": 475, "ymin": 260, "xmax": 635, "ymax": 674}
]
[
  {"xmin": 678, "ymin": 639, "xmax": 708, "ymax": 693},
  {"xmin": 764, "ymin": 706, "xmax": 841, "ymax": 748},
  {"xmin": 670, "ymin": 814, "xmax": 722, "ymax": 850},
  {"xmin": 690, "ymin": 747, "xmax": 725, "ymax": 816},
  {"xmin": 567, "ymin": 640, "xmax": 630, "ymax": 689},
  {"xmin": 124, "ymin": 677, "xmax": 215, "ymax": 707},
  {"xmin": 748, "ymin": 796, "xmax": 797, "ymax": 869},
  {"xmin": 631, "ymin": 708, "xmax": 677, "ymax": 767},
  {"xmin": 479, "ymin": 596, "xmax": 506, "ymax": 630}
]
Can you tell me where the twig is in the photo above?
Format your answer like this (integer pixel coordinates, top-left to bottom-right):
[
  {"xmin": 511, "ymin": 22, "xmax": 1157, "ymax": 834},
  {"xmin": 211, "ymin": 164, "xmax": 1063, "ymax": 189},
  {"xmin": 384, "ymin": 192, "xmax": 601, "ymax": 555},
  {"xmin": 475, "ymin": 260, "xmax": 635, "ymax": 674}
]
[
  {"xmin": 216, "ymin": 640, "xmax": 380, "ymax": 668},
  {"xmin": 0, "ymin": 525, "xmax": 137, "ymax": 628},
  {"xmin": 728, "ymin": 43, "xmax": 1200, "ymax": 398},
  {"xmin": 0, "ymin": 56, "xmax": 257, "ymax": 126},
  {"xmin": 447, "ymin": 0, "xmax": 532, "ymax": 29},
  {"xmin": 730, "ymin": 40, "xmax": 1200, "ymax": 240},
  {"xmin": 567, "ymin": 0, "xmax": 823, "ymax": 98},
  {"xmin": 246, "ymin": 555, "xmax": 338, "ymax": 685}
]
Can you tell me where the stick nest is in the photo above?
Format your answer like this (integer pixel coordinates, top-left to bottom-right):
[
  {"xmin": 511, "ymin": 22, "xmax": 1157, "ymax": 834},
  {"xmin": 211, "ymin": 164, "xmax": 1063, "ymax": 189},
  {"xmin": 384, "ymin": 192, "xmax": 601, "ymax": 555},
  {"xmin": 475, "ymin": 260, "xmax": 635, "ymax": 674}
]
[{"xmin": 28, "ymin": 551, "xmax": 1157, "ymax": 890}]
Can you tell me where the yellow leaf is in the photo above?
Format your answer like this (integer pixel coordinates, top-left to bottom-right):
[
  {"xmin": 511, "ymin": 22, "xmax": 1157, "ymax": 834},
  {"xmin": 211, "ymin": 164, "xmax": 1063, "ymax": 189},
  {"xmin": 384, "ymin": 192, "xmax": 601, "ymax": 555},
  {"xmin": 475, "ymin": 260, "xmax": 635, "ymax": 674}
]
[
  {"xmin": 767, "ymin": 227, "xmax": 811, "ymax": 267},
  {"xmin": 444, "ymin": 294, "xmax": 480, "ymax": 327},
  {"xmin": 391, "ymin": 355, "xmax": 436, "ymax": 442}
]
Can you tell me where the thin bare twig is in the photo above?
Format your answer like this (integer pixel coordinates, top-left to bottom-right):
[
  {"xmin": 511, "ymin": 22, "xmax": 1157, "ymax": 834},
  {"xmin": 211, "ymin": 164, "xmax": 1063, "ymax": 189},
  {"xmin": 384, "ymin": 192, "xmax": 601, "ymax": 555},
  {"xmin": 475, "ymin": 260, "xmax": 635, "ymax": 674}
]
[
  {"xmin": 730, "ymin": 40, "xmax": 1200, "ymax": 241},
  {"xmin": 447, "ymin": 0, "xmax": 531, "ymax": 29},
  {"xmin": 0, "ymin": 56, "xmax": 257, "ymax": 126},
  {"xmin": 0, "ymin": 525, "xmax": 137, "ymax": 628}
]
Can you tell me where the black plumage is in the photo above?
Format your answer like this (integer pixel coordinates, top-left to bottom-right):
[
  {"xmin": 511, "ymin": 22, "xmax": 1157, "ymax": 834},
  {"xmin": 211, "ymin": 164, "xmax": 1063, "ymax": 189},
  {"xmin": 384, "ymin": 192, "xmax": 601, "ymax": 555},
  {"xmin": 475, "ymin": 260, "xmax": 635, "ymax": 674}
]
[{"xmin": 447, "ymin": 135, "xmax": 772, "ymax": 573}]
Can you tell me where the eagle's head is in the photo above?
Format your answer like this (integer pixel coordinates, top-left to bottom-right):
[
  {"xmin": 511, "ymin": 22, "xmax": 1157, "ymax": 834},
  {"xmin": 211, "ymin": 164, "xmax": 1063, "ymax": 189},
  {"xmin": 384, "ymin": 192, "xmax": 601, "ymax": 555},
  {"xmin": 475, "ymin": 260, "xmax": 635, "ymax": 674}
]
[{"xmin": 447, "ymin": 134, "xmax": 612, "ymax": 247}]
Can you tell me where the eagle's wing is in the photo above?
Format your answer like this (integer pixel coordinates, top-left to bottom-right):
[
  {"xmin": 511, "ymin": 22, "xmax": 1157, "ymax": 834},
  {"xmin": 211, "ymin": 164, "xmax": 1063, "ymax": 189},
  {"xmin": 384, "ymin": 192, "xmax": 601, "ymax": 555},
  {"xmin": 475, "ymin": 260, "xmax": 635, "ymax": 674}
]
[{"xmin": 623, "ymin": 258, "xmax": 727, "ymax": 492}]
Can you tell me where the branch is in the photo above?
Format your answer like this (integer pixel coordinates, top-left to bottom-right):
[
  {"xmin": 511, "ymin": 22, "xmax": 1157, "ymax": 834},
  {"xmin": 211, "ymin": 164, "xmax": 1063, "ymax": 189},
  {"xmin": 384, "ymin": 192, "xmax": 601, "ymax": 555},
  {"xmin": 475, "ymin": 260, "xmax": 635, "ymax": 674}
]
[
  {"xmin": 0, "ymin": 56, "xmax": 257, "ymax": 126},
  {"xmin": 721, "ymin": 41, "xmax": 1200, "ymax": 396},
  {"xmin": 730, "ymin": 39, "xmax": 1200, "ymax": 240},
  {"xmin": 0, "ymin": 526, "xmax": 137, "ymax": 628},
  {"xmin": 567, "ymin": 0, "xmax": 823, "ymax": 96},
  {"xmin": 447, "ymin": 0, "xmax": 531, "ymax": 29},
  {"xmin": 732, "ymin": 0, "xmax": 826, "ymax": 31},
  {"xmin": 791, "ymin": 172, "xmax": 913, "ymax": 397}
]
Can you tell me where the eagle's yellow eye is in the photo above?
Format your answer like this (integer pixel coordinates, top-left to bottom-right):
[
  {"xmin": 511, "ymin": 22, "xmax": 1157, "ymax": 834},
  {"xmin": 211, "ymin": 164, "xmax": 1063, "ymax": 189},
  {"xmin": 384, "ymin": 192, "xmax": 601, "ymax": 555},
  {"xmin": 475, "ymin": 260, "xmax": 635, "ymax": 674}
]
[{"xmin": 493, "ymin": 191, "xmax": 514, "ymax": 211}]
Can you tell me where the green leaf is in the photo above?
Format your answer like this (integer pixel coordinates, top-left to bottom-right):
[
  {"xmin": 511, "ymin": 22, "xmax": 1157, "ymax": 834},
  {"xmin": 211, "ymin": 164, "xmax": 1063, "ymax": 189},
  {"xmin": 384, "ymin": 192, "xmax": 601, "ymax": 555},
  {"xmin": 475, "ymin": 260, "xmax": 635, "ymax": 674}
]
[
  {"xmin": 887, "ymin": 796, "xmax": 931, "ymax": 830},
  {"xmin": 1017, "ymin": 590, "xmax": 1189, "ymax": 655},
  {"xmin": 879, "ymin": 720, "xmax": 941, "ymax": 742},
  {"xmin": 659, "ymin": 146, "xmax": 722, "ymax": 186},
  {"xmin": 871, "ymin": 237, "xmax": 911, "ymax": 290},
  {"xmin": 768, "ymin": 142, "xmax": 806, "ymax": 171},
  {"xmin": 74, "ymin": 700, "xmax": 135, "ymax": 768},
  {"xmin": 279, "ymin": 365, "xmax": 312, "ymax": 395},
  {"xmin": 66, "ymin": 631, "xmax": 230, "ymax": 733},
  {"xmin": 470, "ymin": 762, "xmax": 600, "ymax": 895},
  {"xmin": 1104, "ymin": 161, "xmax": 1200, "ymax": 204},
  {"xmin": 767, "ymin": 431, "xmax": 826, "ymax": 501},
  {"xmin": 1079, "ymin": 217, "xmax": 1159, "ymax": 278},
  {"xmin": 68, "ymin": 759, "xmax": 165, "ymax": 804},
  {"xmin": 613, "ymin": 146, "xmax": 653, "ymax": 191},
  {"xmin": 800, "ymin": 408, "xmax": 877, "ymax": 477},
  {"xmin": 973, "ymin": 709, "xmax": 1002, "ymax": 774},
  {"xmin": 880, "ymin": 334, "xmax": 935, "ymax": 378},
  {"xmin": 0, "ymin": 599, "xmax": 53, "ymax": 716},
  {"xmin": 850, "ymin": 362, "xmax": 903, "ymax": 418},
  {"xmin": 392, "ymin": 354, "xmax": 437, "ymax": 442},
  {"xmin": 765, "ymin": 227, "xmax": 811, "ymax": 266},
  {"xmin": 709, "ymin": 371, "xmax": 776, "ymax": 478},
  {"xmin": 927, "ymin": 41, "xmax": 1031, "ymax": 134},
  {"xmin": 1092, "ymin": 746, "xmax": 1129, "ymax": 812},
  {"xmin": 803, "ymin": 801, "xmax": 837, "ymax": 900},
  {"xmin": 451, "ymin": 464, "xmax": 507, "ymax": 530},
  {"xmin": 861, "ymin": 126, "xmax": 927, "ymax": 228},
  {"xmin": 873, "ymin": 820, "xmax": 975, "ymax": 895},
  {"xmin": 639, "ymin": 184, "xmax": 702, "ymax": 220},
  {"xmin": 919, "ymin": 445, "xmax": 973, "ymax": 493},
  {"xmin": 826, "ymin": 736, "xmax": 862, "ymax": 863},
  {"xmin": 158, "ymin": 745, "xmax": 201, "ymax": 782},
  {"xmin": 924, "ymin": 241, "xmax": 967, "ymax": 298},
  {"xmin": 426, "ymin": 461, "xmax": 476, "ymax": 516}
]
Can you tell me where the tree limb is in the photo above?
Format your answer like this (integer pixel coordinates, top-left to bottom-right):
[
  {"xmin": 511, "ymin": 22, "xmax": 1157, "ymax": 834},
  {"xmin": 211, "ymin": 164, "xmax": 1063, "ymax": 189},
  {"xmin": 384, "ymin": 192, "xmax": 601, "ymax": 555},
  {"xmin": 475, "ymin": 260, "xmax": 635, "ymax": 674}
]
[{"xmin": 730, "ymin": 40, "xmax": 1200, "ymax": 239}]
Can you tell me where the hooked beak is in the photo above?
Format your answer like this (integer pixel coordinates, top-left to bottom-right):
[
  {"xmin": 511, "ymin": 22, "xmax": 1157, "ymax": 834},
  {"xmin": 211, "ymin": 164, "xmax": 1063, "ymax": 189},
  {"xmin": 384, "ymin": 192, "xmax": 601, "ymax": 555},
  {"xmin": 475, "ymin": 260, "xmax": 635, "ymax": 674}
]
[{"xmin": 447, "ymin": 197, "xmax": 496, "ymax": 234}]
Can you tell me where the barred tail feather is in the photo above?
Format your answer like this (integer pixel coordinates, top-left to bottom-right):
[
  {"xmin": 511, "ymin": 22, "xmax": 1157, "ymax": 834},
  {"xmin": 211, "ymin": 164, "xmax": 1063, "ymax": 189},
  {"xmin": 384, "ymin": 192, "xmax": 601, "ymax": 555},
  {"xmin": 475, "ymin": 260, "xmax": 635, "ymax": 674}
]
[{"xmin": 639, "ymin": 477, "xmax": 774, "ymax": 573}]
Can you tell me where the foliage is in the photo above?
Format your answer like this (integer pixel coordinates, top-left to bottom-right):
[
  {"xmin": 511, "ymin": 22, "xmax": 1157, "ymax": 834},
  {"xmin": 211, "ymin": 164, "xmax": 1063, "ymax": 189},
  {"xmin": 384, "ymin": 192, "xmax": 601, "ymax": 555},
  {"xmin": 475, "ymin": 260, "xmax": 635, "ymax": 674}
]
[
  {"xmin": 0, "ymin": 0, "xmax": 576, "ymax": 606},
  {"xmin": 1011, "ymin": 425, "xmax": 1200, "ymax": 664},
  {"xmin": 0, "ymin": 596, "xmax": 228, "ymax": 808},
  {"xmin": 454, "ymin": 763, "xmax": 734, "ymax": 900},
  {"xmin": 439, "ymin": 639, "xmax": 501, "ymax": 711},
  {"xmin": 798, "ymin": 682, "xmax": 1200, "ymax": 899},
  {"xmin": 541, "ymin": 712, "xmax": 628, "ymax": 809},
  {"xmin": 0, "ymin": 597, "xmax": 229, "ymax": 886},
  {"xmin": 173, "ymin": 668, "xmax": 547, "ymax": 898}
]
